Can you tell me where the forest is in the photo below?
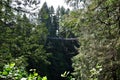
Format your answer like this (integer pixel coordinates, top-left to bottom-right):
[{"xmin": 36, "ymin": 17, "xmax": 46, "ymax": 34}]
[{"xmin": 0, "ymin": 0, "xmax": 120, "ymax": 80}]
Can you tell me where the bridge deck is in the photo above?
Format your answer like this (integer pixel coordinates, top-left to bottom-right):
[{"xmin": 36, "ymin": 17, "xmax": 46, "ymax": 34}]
[{"xmin": 47, "ymin": 37, "xmax": 78, "ymax": 40}]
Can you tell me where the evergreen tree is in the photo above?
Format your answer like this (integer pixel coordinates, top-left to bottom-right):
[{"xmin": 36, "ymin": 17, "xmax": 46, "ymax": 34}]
[
  {"xmin": 65, "ymin": 8, "xmax": 70, "ymax": 15},
  {"xmin": 52, "ymin": 15, "xmax": 59, "ymax": 37},
  {"xmin": 49, "ymin": 6, "xmax": 58, "ymax": 37},
  {"xmin": 49, "ymin": 6, "xmax": 55, "ymax": 15},
  {"xmin": 63, "ymin": 0, "xmax": 120, "ymax": 80},
  {"xmin": 0, "ymin": 0, "xmax": 51, "ymax": 78},
  {"xmin": 56, "ymin": 6, "xmax": 61, "ymax": 18},
  {"xmin": 38, "ymin": 2, "xmax": 52, "ymax": 36},
  {"xmin": 0, "ymin": 0, "xmax": 16, "ymax": 69},
  {"xmin": 60, "ymin": 6, "xmax": 66, "ymax": 17}
]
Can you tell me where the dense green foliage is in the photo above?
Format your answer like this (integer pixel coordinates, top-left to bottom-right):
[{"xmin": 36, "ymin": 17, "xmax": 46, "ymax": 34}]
[
  {"xmin": 0, "ymin": 0, "xmax": 77, "ymax": 80},
  {"xmin": 1, "ymin": 0, "xmax": 120, "ymax": 80},
  {"xmin": 0, "ymin": 0, "xmax": 50, "ymax": 79},
  {"xmin": 63, "ymin": 0, "xmax": 120, "ymax": 80},
  {"xmin": 0, "ymin": 62, "xmax": 47, "ymax": 80}
]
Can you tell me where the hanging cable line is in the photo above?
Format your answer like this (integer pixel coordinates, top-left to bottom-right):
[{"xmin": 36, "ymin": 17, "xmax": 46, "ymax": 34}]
[{"xmin": 47, "ymin": 37, "xmax": 78, "ymax": 40}]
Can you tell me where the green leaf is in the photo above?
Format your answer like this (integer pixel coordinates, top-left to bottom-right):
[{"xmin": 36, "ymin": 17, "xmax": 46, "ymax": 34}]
[
  {"xmin": 5, "ymin": 68, "xmax": 11, "ymax": 72},
  {"xmin": 2, "ymin": 71, "xmax": 8, "ymax": 76},
  {"xmin": 42, "ymin": 76, "xmax": 47, "ymax": 80},
  {"xmin": 10, "ymin": 62, "xmax": 15, "ymax": 68},
  {"xmin": 34, "ymin": 73, "xmax": 38, "ymax": 76}
]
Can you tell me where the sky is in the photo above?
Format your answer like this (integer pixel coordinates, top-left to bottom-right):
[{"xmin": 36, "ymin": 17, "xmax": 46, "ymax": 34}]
[
  {"xmin": 41, "ymin": 0, "xmax": 69, "ymax": 10},
  {"xmin": 40, "ymin": 0, "xmax": 70, "ymax": 10},
  {"xmin": 11, "ymin": 0, "xmax": 72, "ymax": 14}
]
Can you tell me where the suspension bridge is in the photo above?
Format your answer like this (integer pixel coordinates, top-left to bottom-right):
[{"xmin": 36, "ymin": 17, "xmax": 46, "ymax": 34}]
[{"xmin": 47, "ymin": 37, "xmax": 78, "ymax": 40}]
